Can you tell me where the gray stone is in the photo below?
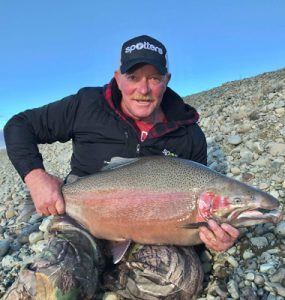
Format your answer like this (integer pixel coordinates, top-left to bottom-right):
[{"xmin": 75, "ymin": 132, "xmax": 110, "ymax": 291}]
[
  {"xmin": 227, "ymin": 279, "xmax": 240, "ymax": 299},
  {"xmin": 275, "ymin": 221, "xmax": 285, "ymax": 237},
  {"xmin": 228, "ymin": 135, "xmax": 242, "ymax": 145},
  {"xmin": 28, "ymin": 231, "xmax": 44, "ymax": 244},
  {"xmin": 1, "ymin": 255, "xmax": 16, "ymax": 269},
  {"xmin": 39, "ymin": 216, "xmax": 53, "ymax": 233},
  {"xmin": 250, "ymin": 237, "xmax": 269, "ymax": 249},
  {"xmin": 267, "ymin": 142, "xmax": 285, "ymax": 156},
  {"xmin": 0, "ymin": 239, "xmax": 11, "ymax": 257},
  {"xmin": 260, "ymin": 263, "xmax": 275, "ymax": 273}
]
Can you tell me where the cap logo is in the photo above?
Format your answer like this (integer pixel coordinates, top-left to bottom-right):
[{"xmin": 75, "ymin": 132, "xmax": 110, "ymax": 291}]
[{"xmin": 125, "ymin": 41, "xmax": 163, "ymax": 55}]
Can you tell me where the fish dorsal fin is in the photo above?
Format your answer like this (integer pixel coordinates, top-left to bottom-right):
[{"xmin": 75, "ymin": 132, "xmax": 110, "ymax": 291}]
[
  {"xmin": 109, "ymin": 240, "xmax": 132, "ymax": 264},
  {"xmin": 102, "ymin": 157, "xmax": 139, "ymax": 171}
]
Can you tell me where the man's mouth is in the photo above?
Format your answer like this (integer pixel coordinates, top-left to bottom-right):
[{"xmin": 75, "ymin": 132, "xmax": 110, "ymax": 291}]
[
  {"xmin": 135, "ymin": 100, "xmax": 152, "ymax": 103},
  {"xmin": 133, "ymin": 97, "xmax": 153, "ymax": 103}
]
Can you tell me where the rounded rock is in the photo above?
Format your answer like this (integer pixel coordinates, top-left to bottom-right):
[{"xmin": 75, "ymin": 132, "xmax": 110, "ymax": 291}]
[
  {"xmin": 0, "ymin": 239, "xmax": 11, "ymax": 257},
  {"xmin": 243, "ymin": 249, "xmax": 255, "ymax": 260},
  {"xmin": 1, "ymin": 255, "xmax": 16, "ymax": 269},
  {"xmin": 260, "ymin": 263, "xmax": 275, "ymax": 273},
  {"xmin": 28, "ymin": 231, "xmax": 44, "ymax": 244},
  {"xmin": 227, "ymin": 279, "xmax": 240, "ymax": 299},
  {"xmin": 275, "ymin": 221, "xmax": 285, "ymax": 237},
  {"xmin": 39, "ymin": 216, "xmax": 53, "ymax": 233},
  {"xmin": 254, "ymin": 274, "xmax": 265, "ymax": 286},
  {"xmin": 226, "ymin": 256, "xmax": 239, "ymax": 268},
  {"xmin": 245, "ymin": 272, "xmax": 255, "ymax": 281},
  {"xmin": 250, "ymin": 237, "xmax": 269, "ymax": 249},
  {"xmin": 228, "ymin": 135, "xmax": 242, "ymax": 145}
]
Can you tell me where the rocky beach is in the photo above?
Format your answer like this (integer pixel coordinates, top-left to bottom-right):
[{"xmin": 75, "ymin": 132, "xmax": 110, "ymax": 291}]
[{"xmin": 0, "ymin": 68, "xmax": 285, "ymax": 299}]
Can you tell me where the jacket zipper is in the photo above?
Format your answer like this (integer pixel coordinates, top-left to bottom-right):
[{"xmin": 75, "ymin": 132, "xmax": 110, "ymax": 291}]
[{"xmin": 136, "ymin": 143, "xmax": 140, "ymax": 155}]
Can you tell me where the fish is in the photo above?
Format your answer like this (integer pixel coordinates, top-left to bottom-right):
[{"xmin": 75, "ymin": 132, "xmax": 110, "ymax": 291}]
[{"xmin": 60, "ymin": 156, "xmax": 282, "ymax": 248}]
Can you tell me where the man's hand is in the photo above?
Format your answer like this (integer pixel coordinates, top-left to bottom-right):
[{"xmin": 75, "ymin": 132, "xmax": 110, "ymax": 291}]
[
  {"xmin": 24, "ymin": 169, "xmax": 65, "ymax": 216},
  {"xmin": 199, "ymin": 220, "xmax": 240, "ymax": 252}
]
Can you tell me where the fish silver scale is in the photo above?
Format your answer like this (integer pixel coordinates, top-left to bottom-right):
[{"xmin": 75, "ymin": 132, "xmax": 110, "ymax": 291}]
[{"xmin": 63, "ymin": 156, "xmax": 221, "ymax": 194}]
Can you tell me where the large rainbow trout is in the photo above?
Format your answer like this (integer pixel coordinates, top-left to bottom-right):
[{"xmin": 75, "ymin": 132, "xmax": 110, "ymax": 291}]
[{"xmin": 61, "ymin": 156, "xmax": 281, "ymax": 246}]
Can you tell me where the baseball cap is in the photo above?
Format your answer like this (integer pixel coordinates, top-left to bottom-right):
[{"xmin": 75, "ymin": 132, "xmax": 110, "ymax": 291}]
[{"xmin": 120, "ymin": 35, "xmax": 169, "ymax": 75}]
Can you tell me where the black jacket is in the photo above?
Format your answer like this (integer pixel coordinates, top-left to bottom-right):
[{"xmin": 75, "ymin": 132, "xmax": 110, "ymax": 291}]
[{"xmin": 4, "ymin": 79, "xmax": 207, "ymax": 179}]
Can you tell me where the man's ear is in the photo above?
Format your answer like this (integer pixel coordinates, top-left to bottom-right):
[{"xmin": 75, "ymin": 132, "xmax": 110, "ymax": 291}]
[
  {"xmin": 165, "ymin": 73, "xmax": 171, "ymax": 85},
  {"xmin": 114, "ymin": 70, "xmax": 121, "ymax": 90}
]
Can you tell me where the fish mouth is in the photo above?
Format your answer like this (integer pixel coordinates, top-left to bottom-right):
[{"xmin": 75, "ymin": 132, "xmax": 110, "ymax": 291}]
[
  {"xmin": 230, "ymin": 208, "xmax": 283, "ymax": 227},
  {"xmin": 179, "ymin": 208, "xmax": 283, "ymax": 230}
]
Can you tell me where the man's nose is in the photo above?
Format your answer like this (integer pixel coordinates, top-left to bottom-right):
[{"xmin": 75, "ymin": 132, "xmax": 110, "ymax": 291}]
[{"xmin": 137, "ymin": 78, "xmax": 151, "ymax": 95}]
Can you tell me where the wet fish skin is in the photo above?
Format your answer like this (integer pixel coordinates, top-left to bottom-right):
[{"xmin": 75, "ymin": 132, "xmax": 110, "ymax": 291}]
[{"xmin": 62, "ymin": 156, "xmax": 281, "ymax": 246}]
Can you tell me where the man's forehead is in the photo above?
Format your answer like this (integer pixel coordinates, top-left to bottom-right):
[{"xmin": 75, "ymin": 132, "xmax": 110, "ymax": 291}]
[{"xmin": 125, "ymin": 63, "xmax": 162, "ymax": 75}]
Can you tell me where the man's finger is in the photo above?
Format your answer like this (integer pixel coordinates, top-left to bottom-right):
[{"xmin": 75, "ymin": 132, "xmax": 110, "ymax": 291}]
[
  {"xmin": 199, "ymin": 225, "xmax": 215, "ymax": 241},
  {"xmin": 47, "ymin": 206, "xmax": 58, "ymax": 215},
  {"xmin": 221, "ymin": 223, "xmax": 240, "ymax": 239},
  {"xmin": 55, "ymin": 198, "xmax": 65, "ymax": 214},
  {"xmin": 37, "ymin": 208, "xmax": 49, "ymax": 216}
]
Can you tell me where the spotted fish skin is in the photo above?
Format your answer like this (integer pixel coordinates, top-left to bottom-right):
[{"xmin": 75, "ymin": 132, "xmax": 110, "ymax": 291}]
[{"xmin": 62, "ymin": 156, "xmax": 281, "ymax": 245}]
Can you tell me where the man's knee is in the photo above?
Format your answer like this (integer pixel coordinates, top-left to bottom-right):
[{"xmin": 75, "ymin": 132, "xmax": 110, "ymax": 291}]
[{"xmin": 115, "ymin": 244, "xmax": 203, "ymax": 299}]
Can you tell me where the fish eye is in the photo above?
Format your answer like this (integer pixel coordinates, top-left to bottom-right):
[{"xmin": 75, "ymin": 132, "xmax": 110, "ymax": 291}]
[{"xmin": 233, "ymin": 197, "xmax": 242, "ymax": 204}]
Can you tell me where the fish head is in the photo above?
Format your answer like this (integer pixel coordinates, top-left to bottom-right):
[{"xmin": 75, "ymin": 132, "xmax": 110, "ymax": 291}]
[{"xmin": 197, "ymin": 177, "xmax": 282, "ymax": 227}]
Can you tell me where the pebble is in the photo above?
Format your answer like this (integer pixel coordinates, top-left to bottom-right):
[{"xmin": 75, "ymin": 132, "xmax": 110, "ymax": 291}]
[
  {"xmin": 5, "ymin": 208, "xmax": 16, "ymax": 219},
  {"xmin": 17, "ymin": 223, "xmax": 41, "ymax": 244},
  {"xmin": 260, "ymin": 263, "xmax": 275, "ymax": 273},
  {"xmin": 227, "ymin": 135, "xmax": 242, "ymax": 145},
  {"xmin": 275, "ymin": 221, "xmax": 285, "ymax": 237},
  {"xmin": 39, "ymin": 216, "xmax": 53, "ymax": 233},
  {"xmin": 265, "ymin": 282, "xmax": 285, "ymax": 297},
  {"xmin": 0, "ymin": 239, "xmax": 11, "ymax": 257},
  {"xmin": 227, "ymin": 279, "xmax": 240, "ymax": 299},
  {"xmin": 243, "ymin": 249, "xmax": 255, "ymax": 260},
  {"xmin": 28, "ymin": 231, "xmax": 44, "ymax": 244},
  {"xmin": 1, "ymin": 255, "xmax": 16, "ymax": 269},
  {"xmin": 226, "ymin": 255, "xmax": 239, "ymax": 268},
  {"xmin": 30, "ymin": 240, "xmax": 48, "ymax": 253},
  {"xmin": 103, "ymin": 292, "xmax": 119, "ymax": 300},
  {"xmin": 245, "ymin": 272, "xmax": 255, "ymax": 281},
  {"xmin": 230, "ymin": 166, "xmax": 241, "ymax": 175},
  {"xmin": 254, "ymin": 274, "xmax": 265, "ymax": 286},
  {"xmin": 270, "ymin": 267, "xmax": 285, "ymax": 284},
  {"xmin": 250, "ymin": 237, "xmax": 269, "ymax": 249},
  {"xmin": 267, "ymin": 142, "xmax": 285, "ymax": 156}
]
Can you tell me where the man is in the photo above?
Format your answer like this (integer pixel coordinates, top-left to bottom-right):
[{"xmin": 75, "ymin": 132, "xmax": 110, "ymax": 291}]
[{"xmin": 4, "ymin": 35, "xmax": 239, "ymax": 299}]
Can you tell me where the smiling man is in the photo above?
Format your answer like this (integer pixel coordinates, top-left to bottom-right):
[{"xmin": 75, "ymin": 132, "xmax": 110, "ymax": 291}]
[{"xmin": 4, "ymin": 35, "xmax": 239, "ymax": 299}]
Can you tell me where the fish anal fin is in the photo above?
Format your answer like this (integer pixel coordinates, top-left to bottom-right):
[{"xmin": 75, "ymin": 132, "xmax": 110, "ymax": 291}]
[{"xmin": 109, "ymin": 240, "xmax": 132, "ymax": 264}]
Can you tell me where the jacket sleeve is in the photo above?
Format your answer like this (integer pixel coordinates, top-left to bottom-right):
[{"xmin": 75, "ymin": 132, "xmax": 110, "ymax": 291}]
[
  {"xmin": 4, "ymin": 93, "xmax": 80, "ymax": 180},
  {"xmin": 188, "ymin": 123, "xmax": 208, "ymax": 166}
]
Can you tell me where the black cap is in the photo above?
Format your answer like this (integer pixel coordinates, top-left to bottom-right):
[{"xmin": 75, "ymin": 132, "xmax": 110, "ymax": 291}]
[{"xmin": 120, "ymin": 35, "xmax": 168, "ymax": 75}]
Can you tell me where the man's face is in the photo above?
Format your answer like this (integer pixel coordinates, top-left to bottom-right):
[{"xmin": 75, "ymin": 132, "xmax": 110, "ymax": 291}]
[{"xmin": 114, "ymin": 64, "xmax": 171, "ymax": 122}]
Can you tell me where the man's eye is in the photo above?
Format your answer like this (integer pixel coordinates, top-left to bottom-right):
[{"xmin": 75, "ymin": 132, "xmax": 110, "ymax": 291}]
[
  {"xmin": 149, "ymin": 76, "xmax": 162, "ymax": 84},
  {"xmin": 126, "ymin": 75, "xmax": 137, "ymax": 81}
]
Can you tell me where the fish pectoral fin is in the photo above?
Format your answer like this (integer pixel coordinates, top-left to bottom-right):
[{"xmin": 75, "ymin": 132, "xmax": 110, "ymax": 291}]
[
  {"xmin": 109, "ymin": 240, "xmax": 132, "ymax": 264},
  {"xmin": 179, "ymin": 222, "xmax": 208, "ymax": 229},
  {"xmin": 102, "ymin": 157, "xmax": 140, "ymax": 170}
]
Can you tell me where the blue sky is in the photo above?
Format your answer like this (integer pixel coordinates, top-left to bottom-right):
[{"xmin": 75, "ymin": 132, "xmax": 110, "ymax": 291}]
[{"xmin": 0, "ymin": 0, "xmax": 284, "ymax": 130}]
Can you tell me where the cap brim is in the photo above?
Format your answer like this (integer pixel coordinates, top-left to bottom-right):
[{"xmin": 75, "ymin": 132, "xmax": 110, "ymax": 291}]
[{"xmin": 120, "ymin": 58, "xmax": 167, "ymax": 75}]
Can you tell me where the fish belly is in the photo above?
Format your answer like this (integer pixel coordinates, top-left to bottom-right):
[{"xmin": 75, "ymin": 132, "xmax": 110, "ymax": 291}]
[{"xmin": 64, "ymin": 189, "xmax": 201, "ymax": 245}]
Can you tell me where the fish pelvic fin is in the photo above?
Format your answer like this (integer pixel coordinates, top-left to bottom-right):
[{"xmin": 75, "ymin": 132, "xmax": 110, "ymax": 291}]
[{"xmin": 109, "ymin": 240, "xmax": 132, "ymax": 264}]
